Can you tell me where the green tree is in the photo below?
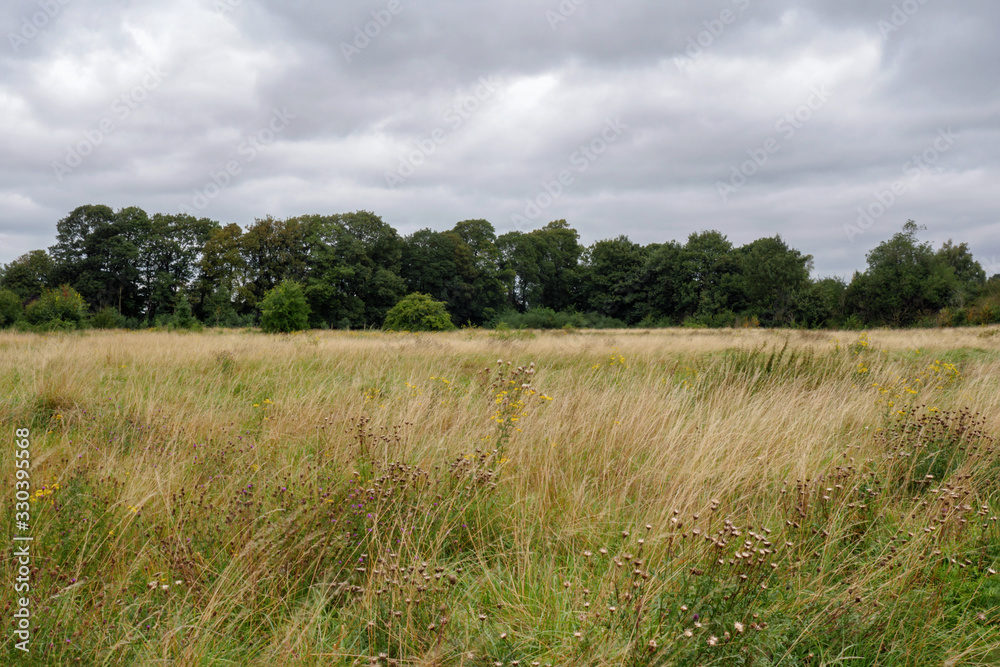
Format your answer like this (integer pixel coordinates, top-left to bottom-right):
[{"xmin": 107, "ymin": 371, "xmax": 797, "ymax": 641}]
[
  {"xmin": 383, "ymin": 293, "xmax": 456, "ymax": 331},
  {"xmin": 171, "ymin": 292, "xmax": 199, "ymax": 330},
  {"xmin": 581, "ymin": 235, "xmax": 649, "ymax": 323},
  {"xmin": 451, "ymin": 219, "xmax": 505, "ymax": 323},
  {"xmin": 137, "ymin": 213, "xmax": 220, "ymax": 321},
  {"xmin": 634, "ymin": 241, "xmax": 686, "ymax": 324},
  {"xmin": 680, "ymin": 230, "xmax": 741, "ymax": 320},
  {"xmin": 936, "ymin": 240, "xmax": 986, "ymax": 307},
  {"xmin": 847, "ymin": 221, "xmax": 959, "ymax": 326},
  {"xmin": 302, "ymin": 211, "xmax": 405, "ymax": 329},
  {"xmin": 201, "ymin": 284, "xmax": 239, "ymax": 327},
  {"xmin": 797, "ymin": 276, "xmax": 848, "ymax": 328},
  {"xmin": 497, "ymin": 220, "xmax": 583, "ymax": 312},
  {"xmin": 239, "ymin": 215, "xmax": 314, "ymax": 312},
  {"xmin": 401, "ymin": 227, "xmax": 498, "ymax": 325},
  {"xmin": 0, "ymin": 250, "xmax": 54, "ymax": 302},
  {"xmin": 497, "ymin": 230, "xmax": 542, "ymax": 310},
  {"xmin": 736, "ymin": 236, "xmax": 813, "ymax": 326},
  {"xmin": 91, "ymin": 306, "xmax": 127, "ymax": 329},
  {"xmin": 0, "ymin": 288, "xmax": 24, "ymax": 327},
  {"xmin": 49, "ymin": 205, "xmax": 149, "ymax": 317},
  {"xmin": 259, "ymin": 280, "xmax": 310, "ymax": 333},
  {"xmin": 196, "ymin": 223, "xmax": 247, "ymax": 317}
]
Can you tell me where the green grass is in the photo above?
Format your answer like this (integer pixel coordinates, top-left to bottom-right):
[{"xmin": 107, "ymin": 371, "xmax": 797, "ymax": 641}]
[{"xmin": 2, "ymin": 327, "xmax": 1000, "ymax": 665}]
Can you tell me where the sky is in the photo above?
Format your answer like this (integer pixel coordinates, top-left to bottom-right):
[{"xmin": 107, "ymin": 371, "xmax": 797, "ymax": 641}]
[{"xmin": 1, "ymin": 0, "xmax": 998, "ymax": 279}]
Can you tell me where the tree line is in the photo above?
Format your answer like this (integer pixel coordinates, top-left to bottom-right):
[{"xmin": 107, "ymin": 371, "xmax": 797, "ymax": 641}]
[{"xmin": 1, "ymin": 205, "xmax": 998, "ymax": 331}]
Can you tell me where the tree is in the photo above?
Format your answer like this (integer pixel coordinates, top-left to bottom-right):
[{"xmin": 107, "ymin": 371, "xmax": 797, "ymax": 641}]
[
  {"xmin": 800, "ymin": 277, "xmax": 848, "ymax": 328},
  {"xmin": 581, "ymin": 235, "xmax": 649, "ymax": 323},
  {"xmin": 196, "ymin": 223, "xmax": 247, "ymax": 317},
  {"xmin": 201, "ymin": 284, "xmax": 239, "ymax": 327},
  {"xmin": 259, "ymin": 280, "xmax": 310, "ymax": 333},
  {"xmin": 303, "ymin": 211, "xmax": 405, "ymax": 328},
  {"xmin": 635, "ymin": 241, "xmax": 686, "ymax": 324},
  {"xmin": 936, "ymin": 240, "xmax": 986, "ymax": 306},
  {"xmin": 533, "ymin": 220, "xmax": 584, "ymax": 312},
  {"xmin": 49, "ymin": 205, "xmax": 148, "ymax": 317},
  {"xmin": 451, "ymin": 219, "xmax": 505, "ymax": 323},
  {"xmin": 0, "ymin": 250, "xmax": 54, "ymax": 302},
  {"xmin": 401, "ymin": 227, "xmax": 501, "ymax": 325},
  {"xmin": 497, "ymin": 230, "xmax": 542, "ymax": 310},
  {"xmin": 497, "ymin": 220, "xmax": 583, "ymax": 312},
  {"xmin": 171, "ymin": 292, "xmax": 199, "ymax": 330},
  {"xmin": 679, "ymin": 230, "xmax": 741, "ymax": 320},
  {"xmin": 0, "ymin": 288, "xmax": 24, "ymax": 327},
  {"xmin": 736, "ymin": 236, "xmax": 813, "ymax": 326},
  {"xmin": 847, "ymin": 221, "xmax": 959, "ymax": 326},
  {"xmin": 239, "ymin": 215, "xmax": 313, "ymax": 312},
  {"xmin": 137, "ymin": 213, "xmax": 219, "ymax": 321},
  {"xmin": 383, "ymin": 293, "xmax": 456, "ymax": 331}
]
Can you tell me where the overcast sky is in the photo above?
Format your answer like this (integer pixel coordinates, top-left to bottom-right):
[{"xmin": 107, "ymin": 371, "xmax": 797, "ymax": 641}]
[{"xmin": 1, "ymin": 0, "xmax": 998, "ymax": 279}]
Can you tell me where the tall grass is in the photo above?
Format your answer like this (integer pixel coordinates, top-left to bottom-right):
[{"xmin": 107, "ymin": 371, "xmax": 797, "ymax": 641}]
[{"xmin": 2, "ymin": 326, "xmax": 1000, "ymax": 665}]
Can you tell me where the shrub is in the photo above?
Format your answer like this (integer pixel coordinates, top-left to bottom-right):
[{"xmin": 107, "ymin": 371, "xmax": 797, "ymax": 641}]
[
  {"xmin": 383, "ymin": 293, "xmax": 455, "ymax": 332},
  {"xmin": 0, "ymin": 288, "xmax": 23, "ymax": 327},
  {"xmin": 494, "ymin": 308, "xmax": 625, "ymax": 330},
  {"xmin": 91, "ymin": 306, "xmax": 126, "ymax": 329},
  {"xmin": 171, "ymin": 292, "xmax": 201, "ymax": 331},
  {"xmin": 24, "ymin": 285, "xmax": 86, "ymax": 327},
  {"xmin": 259, "ymin": 281, "xmax": 311, "ymax": 333}
]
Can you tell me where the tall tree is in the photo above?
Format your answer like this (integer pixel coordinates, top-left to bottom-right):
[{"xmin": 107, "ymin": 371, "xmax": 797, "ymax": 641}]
[
  {"xmin": 680, "ymin": 230, "xmax": 740, "ymax": 319},
  {"xmin": 238, "ymin": 215, "xmax": 314, "ymax": 311},
  {"xmin": 497, "ymin": 230, "xmax": 542, "ymax": 311},
  {"xmin": 936, "ymin": 240, "xmax": 986, "ymax": 307},
  {"xmin": 635, "ymin": 240, "xmax": 687, "ymax": 324},
  {"xmin": 197, "ymin": 223, "xmax": 247, "ymax": 317},
  {"xmin": 302, "ymin": 211, "xmax": 405, "ymax": 328},
  {"xmin": 137, "ymin": 213, "xmax": 220, "ymax": 320},
  {"xmin": 581, "ymin": 235, "xmax": 649, "ymax": 323},
  {"xmin": 49, "ymin": 205, "xmax": 148, "ymax": 316},
  {"xmin": 450, "ymin": 219, "xmax": 505, "ymax": 324},
  {"xmin": 736, "ymin": 235, "xmax": 813, "ymax": 326},
  {"xmin": 0, "ymin": 250, "xmax": 54, "ymax": 302},
  {"xmin": 846, "ymin": 221, "xmax": 959, "ymax": 326}
]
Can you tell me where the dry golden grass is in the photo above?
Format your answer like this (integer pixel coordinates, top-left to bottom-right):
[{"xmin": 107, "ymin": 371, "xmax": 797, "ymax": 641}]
[{"xmin": 2, "ymin": 326, "xmax": 1000, "ymax": 665}]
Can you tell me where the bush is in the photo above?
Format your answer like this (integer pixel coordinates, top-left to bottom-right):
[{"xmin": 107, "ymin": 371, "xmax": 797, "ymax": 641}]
[
  {"xmin": 0, "ymin": 288, "xmax": 23, "ymax": 327},
  {"xmin": 493, "ymin": 308, "xmax": 627, "ymax": 330},
  {"xmin": 24, "ymin": 285, "xmax": 86, "ymax": 328},
  {"xmin": 171, "ymin": 292, "xmax": 201, "ymax": 331},
  {"xmin": 91, "ymin": 306, "xmax": 126, "ymax": 329},
  {"xmin": 383, "ymin": 293, "xmax": 455, "ymax": 332},
  {"xmin": 259, "ymin": 281, "xmax": 311, "ymax": 333}
]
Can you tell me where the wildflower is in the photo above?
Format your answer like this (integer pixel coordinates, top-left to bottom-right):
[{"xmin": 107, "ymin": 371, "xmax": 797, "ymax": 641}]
[{"xmin": 707, "ymin": 636, "xmax": 718, "ymax": 646}]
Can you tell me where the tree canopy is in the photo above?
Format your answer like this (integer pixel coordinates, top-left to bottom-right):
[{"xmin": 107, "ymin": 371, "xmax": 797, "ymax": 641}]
[{"xmin": 2, "ymin": 207, "xmax": 996, "ymax": 331}]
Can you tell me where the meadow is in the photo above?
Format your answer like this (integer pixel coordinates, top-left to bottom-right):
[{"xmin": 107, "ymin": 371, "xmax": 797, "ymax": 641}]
[{"xmin": 2, "ymin": 326, "xmax": 1000, "ymax": 666}]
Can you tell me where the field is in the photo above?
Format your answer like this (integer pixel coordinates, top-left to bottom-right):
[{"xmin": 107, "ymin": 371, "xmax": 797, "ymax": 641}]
[{"xmin": 3, "ymin": 326, "xmax": 1000, "ymax": 665}]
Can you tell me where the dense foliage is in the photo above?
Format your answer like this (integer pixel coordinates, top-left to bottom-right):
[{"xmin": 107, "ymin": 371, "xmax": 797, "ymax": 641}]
[
  {"xmin": 383, "ymin": 292, "xmax": 456, "ymax": 331},
  {"xmin": 1, "ymin": 207, "xmax": 997, "ymax": 330},
  {"xmin": 258, "ymin": 280, "xmax": 311, "ymax": 333}
]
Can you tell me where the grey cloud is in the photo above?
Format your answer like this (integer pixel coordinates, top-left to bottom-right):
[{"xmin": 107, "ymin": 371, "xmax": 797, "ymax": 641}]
[{"xmin": 1, "ymin": 0, "xmax": 998, "ymax": 279}]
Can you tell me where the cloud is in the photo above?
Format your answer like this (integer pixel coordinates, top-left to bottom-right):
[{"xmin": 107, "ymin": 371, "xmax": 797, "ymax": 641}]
[{"xmin": 2, "ymin": 0, "xmax": 998, "ymax": 279}]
